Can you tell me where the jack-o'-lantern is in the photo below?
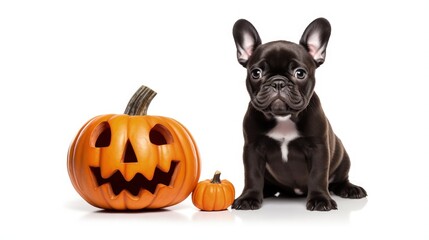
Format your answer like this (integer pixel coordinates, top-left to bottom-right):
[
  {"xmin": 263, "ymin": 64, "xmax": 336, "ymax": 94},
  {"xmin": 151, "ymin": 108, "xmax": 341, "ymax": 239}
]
[{"xmin": 67, "ymin": 85, "xmax": 200, "ymax": 210}]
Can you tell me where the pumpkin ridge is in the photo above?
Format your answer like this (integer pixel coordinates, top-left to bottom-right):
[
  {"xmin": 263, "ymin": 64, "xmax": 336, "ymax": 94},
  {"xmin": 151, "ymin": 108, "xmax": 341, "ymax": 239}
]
[
  {"xmin": 220, "ymin": 183, "xmax": 229, "ymax": 210},
  {"xmin": 201, "ymin": 184, "xmax": 209, "ymax": 210},
  {"xmin": 77, "ymin": 116, "xmax": 109, "ymax": 207},
  {"xmin": 161, "ymin": 120, "xmax": 193, "ymax": 207}
]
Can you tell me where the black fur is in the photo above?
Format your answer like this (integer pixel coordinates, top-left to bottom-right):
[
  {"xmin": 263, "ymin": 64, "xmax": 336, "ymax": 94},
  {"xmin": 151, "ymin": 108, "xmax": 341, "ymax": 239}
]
[{"xmin": 231, "ymin": 18, "xmax": 367, "ymax": 211}]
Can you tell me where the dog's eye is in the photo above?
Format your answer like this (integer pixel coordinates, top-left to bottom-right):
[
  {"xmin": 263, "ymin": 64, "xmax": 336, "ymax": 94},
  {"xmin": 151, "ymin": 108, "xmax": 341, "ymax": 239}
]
[
  {"xmin": 251, "ymin": 68, "xmax": 262, "ymax": 80},
  {"xmin": 294, "ymin": 68, "xmax": 307, "ymax": 80}
]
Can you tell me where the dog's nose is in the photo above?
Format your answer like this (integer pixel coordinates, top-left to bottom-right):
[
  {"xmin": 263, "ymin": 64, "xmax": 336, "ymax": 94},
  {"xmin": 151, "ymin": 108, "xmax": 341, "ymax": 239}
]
[{"xmin": 271, "ymin": 80, "xmax": 286, "ymax": 91}]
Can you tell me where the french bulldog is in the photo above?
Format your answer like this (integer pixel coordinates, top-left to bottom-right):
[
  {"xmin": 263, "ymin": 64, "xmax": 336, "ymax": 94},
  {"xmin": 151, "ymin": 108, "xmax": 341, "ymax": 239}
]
[{"xmin": 231, "ymin": 18, "xmax": 367, "ymax": 211}]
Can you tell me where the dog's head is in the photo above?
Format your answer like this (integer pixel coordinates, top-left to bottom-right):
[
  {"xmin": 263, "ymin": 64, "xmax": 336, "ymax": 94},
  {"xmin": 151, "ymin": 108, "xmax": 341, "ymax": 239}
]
[{"xmin": 233, "ymin": 18, "xmax": 331, "ymax": 118}]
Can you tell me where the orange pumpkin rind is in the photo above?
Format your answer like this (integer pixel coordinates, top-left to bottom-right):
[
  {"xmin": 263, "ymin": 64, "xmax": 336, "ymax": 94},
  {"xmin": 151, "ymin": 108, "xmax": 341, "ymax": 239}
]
[
  {"xmin": 68, "ymin": 85, "xmax": 201, "ymax": 210},
  {"xmin": 192, "ymin": 171, "xmax": 235, "ymax": 211}
]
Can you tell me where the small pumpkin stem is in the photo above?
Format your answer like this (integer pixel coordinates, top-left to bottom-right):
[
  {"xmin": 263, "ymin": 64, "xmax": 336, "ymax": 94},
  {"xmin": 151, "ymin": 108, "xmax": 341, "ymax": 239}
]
[
  {"xmin": 211, "ymin": 170, "xmax": 222, "ymax": 184},
  {"xmin": 124, "ymin": 85, "xmax": 157, "ymax": 116}
]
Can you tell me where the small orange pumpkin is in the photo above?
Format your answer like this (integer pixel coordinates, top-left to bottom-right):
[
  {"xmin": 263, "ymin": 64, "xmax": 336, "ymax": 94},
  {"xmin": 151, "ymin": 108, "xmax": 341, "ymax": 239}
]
[
  {"xmin": 192, "ymin": 171, "xmax": 235, "ymax": 211},
  {"xmin": 67, "ymin": 85, "xmax": 200, "ymax": 210}
]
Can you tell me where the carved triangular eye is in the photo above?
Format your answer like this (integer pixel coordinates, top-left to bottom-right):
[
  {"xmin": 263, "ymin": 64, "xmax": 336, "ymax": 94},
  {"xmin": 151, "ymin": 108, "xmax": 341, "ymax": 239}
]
[
  {"xmin": 91, "ymin": 121, "xmax": 111, "ymax": 148},
  {"xmin": 149, "ymin": 124, "xmax": 173, "ymax": 145}
]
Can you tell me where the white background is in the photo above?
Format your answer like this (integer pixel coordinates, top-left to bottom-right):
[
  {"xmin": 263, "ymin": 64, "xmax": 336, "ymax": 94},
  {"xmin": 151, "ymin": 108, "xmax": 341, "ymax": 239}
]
[{"xmin": 1, "ymin": 0, "xmax": 428, "ymax": 239}]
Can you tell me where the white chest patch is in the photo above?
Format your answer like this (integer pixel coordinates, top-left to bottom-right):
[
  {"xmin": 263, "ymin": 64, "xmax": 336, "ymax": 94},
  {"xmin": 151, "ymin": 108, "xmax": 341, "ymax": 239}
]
[{"xmin": 266, "ymin": 116, "xmax": 300, "ymax": 162}]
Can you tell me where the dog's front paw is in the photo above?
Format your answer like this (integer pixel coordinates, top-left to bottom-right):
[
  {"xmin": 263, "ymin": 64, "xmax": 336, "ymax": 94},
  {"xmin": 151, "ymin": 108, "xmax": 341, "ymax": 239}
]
[
  {"xmin": 232, "ymin": 198, "xmax": 262, "ymax": 210},
  {"xmin": 232, "ymin": 196, "xmax": 262, "ymax": 210},
  {"xmin": 306, "ymin": 194, "xmax": 337, "ymax": 211},
  {"xmin": 331, "ymin": 181, "xmax": 367, "ymax": 199}
]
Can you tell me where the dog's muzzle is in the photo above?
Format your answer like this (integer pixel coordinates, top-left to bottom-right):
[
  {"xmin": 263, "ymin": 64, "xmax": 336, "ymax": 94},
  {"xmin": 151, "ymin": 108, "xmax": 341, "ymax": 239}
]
[{"xmin": 252, "ymin": 76, "xmax": 306, "ymax": 116}]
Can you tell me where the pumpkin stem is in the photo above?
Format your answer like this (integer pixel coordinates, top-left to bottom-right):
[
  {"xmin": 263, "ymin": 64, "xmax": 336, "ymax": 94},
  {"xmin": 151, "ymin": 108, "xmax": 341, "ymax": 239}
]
[
  {"xmin": 124, "ymin": 85, "xmax": 157, "ymax": 116},
  {"xmin": 211, "ymin": 170, "xmax": 222, "ymax": 184}
]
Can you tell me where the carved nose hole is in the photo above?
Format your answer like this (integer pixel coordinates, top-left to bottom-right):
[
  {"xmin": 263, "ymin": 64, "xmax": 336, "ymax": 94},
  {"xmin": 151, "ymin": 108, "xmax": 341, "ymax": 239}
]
[
  {"xmin": 150, "ymin": 124, "xmax": 173, "ymax": 145},
  {"xmin": 123, "ymin": 140, "xmax": 138, "ymax": 163}
]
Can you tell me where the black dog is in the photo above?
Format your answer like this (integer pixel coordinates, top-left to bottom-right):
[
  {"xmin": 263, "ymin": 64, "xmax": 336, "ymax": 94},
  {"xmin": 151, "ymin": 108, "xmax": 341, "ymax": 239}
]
[{"xmin": 231, "ymin": 18, "xmax": 367, "ymax": 211}]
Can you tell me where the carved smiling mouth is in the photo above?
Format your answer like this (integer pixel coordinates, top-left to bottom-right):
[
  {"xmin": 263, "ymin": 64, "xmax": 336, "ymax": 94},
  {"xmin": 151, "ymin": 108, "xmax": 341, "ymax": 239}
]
[{"xmin": 90, "ymin": 161, "xmax": 179, "ymax": 197}]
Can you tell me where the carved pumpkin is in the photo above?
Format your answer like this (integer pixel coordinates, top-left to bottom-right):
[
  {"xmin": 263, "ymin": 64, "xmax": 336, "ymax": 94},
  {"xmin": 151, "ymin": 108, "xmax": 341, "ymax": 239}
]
[
  {"xmin": 192, "ymin": 171, "xmax": 235, "ymax": 211},
  {"xmin": 68, "ymin": 86, "xmax": 200, "ymax": 210}
]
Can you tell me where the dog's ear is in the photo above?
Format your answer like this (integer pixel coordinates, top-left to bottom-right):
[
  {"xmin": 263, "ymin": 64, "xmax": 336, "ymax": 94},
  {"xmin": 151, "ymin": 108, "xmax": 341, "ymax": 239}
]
[
  {"xmin": 233, "ymin": 19, "xmax": 262, "ymax": 67},
  {"xmin": 299, "ymin": 18, "xmax": 331, "ymax": 67}
]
